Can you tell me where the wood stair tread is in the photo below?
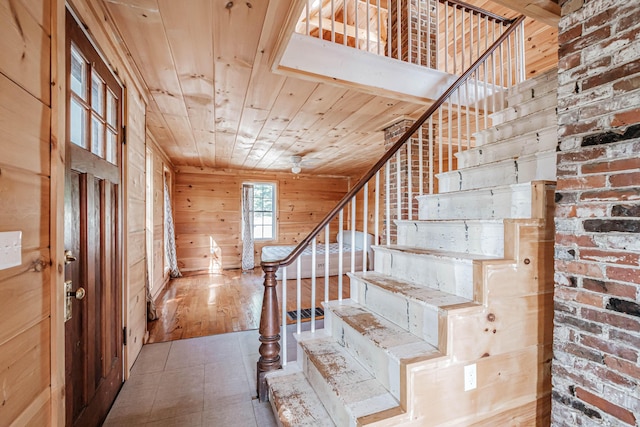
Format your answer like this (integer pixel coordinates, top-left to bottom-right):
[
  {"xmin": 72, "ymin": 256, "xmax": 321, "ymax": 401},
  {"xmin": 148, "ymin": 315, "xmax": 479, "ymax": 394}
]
[
  {"xmin": 376, "ymin": 245, "xmax": 501, "ymax": 261},
  {"xmin": 326, "ymin": 301, "xmax": 441, "ymax": 360},
  {"xmin": 267, "ymin": 370, "xmax": 335, "ymax": 427},
  {"xmin": 418, "ymin": 180, "xmax": 532, "ymax": 199},
  {"xmin": 300, "ymin": 336, "xmax": 402, "ymax": 418},
  {"xmin": 395, "ymin": 219, "xmax": 505, "ymax": 257},
  {"xmin": 456, "ymin": 125, "xmax": 556, "ymax": 158},
  {"xmin": 350, "ymin": 271, "xmax": 476, "ymax": 309},
  {"xmin": 395, "ymin": 218, "xmax": 503, "ymax": 225},
  {"xmin": 474, "ymin": 107, "xmax": 557, "ymax": 145},
  {"xmin": 438, "ymin": 149, "xmax": 555, "ymax": 177},
  {"xmin": 490, "ymin": 89, "xmax": 557, "ymax": 121},
  {"xmin": 508, "ymin": 67, "xmax": 558, "ymax": 93}
]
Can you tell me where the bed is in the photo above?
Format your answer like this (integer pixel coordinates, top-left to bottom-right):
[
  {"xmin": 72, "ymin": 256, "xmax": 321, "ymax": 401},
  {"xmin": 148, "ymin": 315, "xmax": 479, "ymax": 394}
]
[{"xmin": 260, "ymin": 230, "xmax": 375, "ymax": 280}]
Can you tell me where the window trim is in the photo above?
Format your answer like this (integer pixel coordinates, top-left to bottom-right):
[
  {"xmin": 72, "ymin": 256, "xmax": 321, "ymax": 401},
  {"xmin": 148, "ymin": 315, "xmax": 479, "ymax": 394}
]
[{"xmin": 244, "ymin": 182, "xmax": 277, "ymax": 242}]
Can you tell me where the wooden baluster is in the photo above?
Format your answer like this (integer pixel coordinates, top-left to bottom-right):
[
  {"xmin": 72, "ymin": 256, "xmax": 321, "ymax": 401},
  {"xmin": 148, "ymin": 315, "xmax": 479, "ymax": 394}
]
[
  {"xmin": 351, "ymin": 197, "xmax": 356, "ymax": 273},
  {"xmin": 428, "ymin": 115, "xmax": 434, "ymax": 194},
  {"xmin": 257, "ymin": 265, "xmax": 281, "ymax": 402}
]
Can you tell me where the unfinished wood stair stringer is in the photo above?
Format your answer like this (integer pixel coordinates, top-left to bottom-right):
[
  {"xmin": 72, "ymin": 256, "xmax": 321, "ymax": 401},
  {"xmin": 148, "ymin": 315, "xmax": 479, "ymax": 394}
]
[{"xmin": 265, "ymin": 68, "xmax": 558, "ymax": 426}]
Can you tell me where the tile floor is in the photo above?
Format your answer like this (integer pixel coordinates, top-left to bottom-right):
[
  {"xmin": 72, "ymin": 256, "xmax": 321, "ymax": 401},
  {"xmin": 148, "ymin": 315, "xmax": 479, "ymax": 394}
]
[{"xmin": 104, "ymin": 330, "xmax": 278, "ymax": 426}]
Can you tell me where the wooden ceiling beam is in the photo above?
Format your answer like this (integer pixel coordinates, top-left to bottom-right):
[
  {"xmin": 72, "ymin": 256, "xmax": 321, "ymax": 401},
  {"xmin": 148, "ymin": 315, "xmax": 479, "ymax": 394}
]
[{"xmin": 487, "ymin": 0, "xmax": 560, "ymax": 27}]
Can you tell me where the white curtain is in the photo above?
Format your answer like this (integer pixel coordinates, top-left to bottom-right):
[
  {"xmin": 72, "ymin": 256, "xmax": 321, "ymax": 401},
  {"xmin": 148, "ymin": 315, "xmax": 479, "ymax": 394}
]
[
  {"xmin": 164, "ymin": 177, "xmax": 181, "ymax": 278},
  {"xmin": 242, "ymin": 184, "xmax": 255, "ymax": 271}
]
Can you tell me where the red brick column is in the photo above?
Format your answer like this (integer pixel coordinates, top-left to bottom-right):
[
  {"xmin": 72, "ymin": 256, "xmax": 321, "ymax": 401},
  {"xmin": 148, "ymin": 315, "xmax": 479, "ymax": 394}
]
[
  {"xmin": 389, "ymin": 0, "xmax": 437, "ymax": 67},
  {"xmin": 552, "ymin": 1, "xmax": 640, "ymax": 425},
  {"xmin": 382, "ymin": 119, "xmax": 433, "ymax": 243}
]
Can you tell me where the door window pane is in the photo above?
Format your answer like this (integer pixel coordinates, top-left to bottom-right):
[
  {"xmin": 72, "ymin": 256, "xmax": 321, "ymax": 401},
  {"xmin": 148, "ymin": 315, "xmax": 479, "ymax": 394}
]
[
  {"xmin": 91, "ymin": 116, "xmax": 105, "ymax": 157},
  {"xmin": 70, "ymin": 98, "xmax": 86, "ymax": 148},
  {"xmin": 91, "ymin": 72, "xmax": 104, "ymax": 115},
  {"xmin": 71, "ymin": 47, "xmax": 86, "ymax": 99},
  {"xmin": 107, "ymin": 130, "xmax": 117, "ymax": 165},
  {"xmin": 107, "ymin": 90, "xmax": 117, "ymax": 127}
]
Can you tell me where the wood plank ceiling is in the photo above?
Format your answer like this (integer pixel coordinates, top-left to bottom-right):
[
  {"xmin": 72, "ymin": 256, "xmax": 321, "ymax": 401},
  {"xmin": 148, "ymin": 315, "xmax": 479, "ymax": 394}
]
[{"xmin": 102, "ymin": 0, "xmax": 558, "ymax": 177}]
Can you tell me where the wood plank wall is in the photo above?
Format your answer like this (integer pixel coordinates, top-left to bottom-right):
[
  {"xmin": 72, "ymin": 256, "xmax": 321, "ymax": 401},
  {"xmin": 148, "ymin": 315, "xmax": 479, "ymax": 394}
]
[
  {"xmin": 174, "ymin": 167, "xmax": 350, "ymax": 271},
  {"xmin": 0, "ymin": 0, "xmax": 53, "ymax": 424},
  {"xmin": 0, "ymin": 0, "xmax": 172, "ymax": 422},
  {"xmin": 125, "ymin": 88, "xmax": 148, "ymax": 367}
]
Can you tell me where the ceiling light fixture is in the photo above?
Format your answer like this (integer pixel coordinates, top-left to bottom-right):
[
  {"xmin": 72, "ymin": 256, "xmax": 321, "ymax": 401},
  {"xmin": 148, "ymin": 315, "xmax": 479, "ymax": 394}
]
[{"xmin": 291, "ymin": 155, "xmax": 302, "ymax": 174}]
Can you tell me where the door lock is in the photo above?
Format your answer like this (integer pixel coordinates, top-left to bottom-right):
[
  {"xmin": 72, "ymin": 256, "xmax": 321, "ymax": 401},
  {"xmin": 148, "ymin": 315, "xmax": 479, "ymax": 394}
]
[
  {"xmin": 65, "ymin": 250, "xmax": 77, "ymax": 265},
  {"xmin": 64, "ymin": 280, "xmax": 85, "ymax": 322}
]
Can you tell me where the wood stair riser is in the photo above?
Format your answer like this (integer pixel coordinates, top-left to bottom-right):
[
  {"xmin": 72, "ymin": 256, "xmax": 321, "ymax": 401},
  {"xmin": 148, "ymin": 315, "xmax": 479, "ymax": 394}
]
[
  {"xmin": 456, "ymin": 126, "xmax": 557, "ymax": 169},
  {"xmin": 266, "ymin": 370, "xmax": 335, "ymax": 427},
  {"xmin": 417, "ymin": 182, "xmax": 546, "ymax": 221},
  {"xmin": 328, "ymin": 311, "xmax": 401, "ymax": 399},
  {"xmin": 373, "ymin": 248, "xmax": 475, "ymax": 299},
  {"xmin": 350, "ymin": 277, "xmax": 440, "ymax": 347},
  {"xmin": 506, "ymin": 76, "xmax": 558, "ymax": 105},
  {"xmin": 396, "ymin": 220, "xmax": 505, "ymax": 257},
  {"xmin": 301, "ymin": 354, "xmax": 353, "ymax": 427},
  {"xmin": 437, "ymin": 151, "xmax": 557, "ymax": 193},
  {"xmin": 490, "ymin": 90, "xmax": 557, "ymax": 126},
  {"xmin": 299, "ymin": 338, "xmax": 400, "ymax": 427},
  {"xmin": 475, "ymin": 107, "xmax": 556, "ymax": 146}
]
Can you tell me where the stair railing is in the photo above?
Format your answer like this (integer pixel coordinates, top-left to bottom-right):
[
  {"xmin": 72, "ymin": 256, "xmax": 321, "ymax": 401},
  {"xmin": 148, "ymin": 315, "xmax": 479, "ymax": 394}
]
[
  {"xmin": 295, "ymin": 0, "xmax": 524, "ymax": 75},
  {"xmin": 257, "ymin": 13, "xmax": 527, "ymax": 401}
]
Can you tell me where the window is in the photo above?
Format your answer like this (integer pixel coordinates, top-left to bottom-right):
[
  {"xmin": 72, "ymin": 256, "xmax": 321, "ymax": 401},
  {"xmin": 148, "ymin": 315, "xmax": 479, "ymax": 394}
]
[
  {"xmin": 68, "ymin": 17, "xmax": 121, "ymax": 165},
  {"xmin": 250, "ymin": 183, "xmax": 276, "ymax": 240}
]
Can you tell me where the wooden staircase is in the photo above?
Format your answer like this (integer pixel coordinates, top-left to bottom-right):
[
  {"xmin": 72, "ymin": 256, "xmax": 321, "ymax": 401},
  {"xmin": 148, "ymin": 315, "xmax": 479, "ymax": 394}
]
[{"xmin": 265, "ymin": 69, "xmax": 557, "ymax": 426}]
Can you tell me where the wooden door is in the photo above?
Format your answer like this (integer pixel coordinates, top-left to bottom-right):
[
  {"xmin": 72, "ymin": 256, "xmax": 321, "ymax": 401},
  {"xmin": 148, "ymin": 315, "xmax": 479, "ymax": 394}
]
[{"xmin": 64, "ymin": 10, "xmax": 123, "ymax": 427}]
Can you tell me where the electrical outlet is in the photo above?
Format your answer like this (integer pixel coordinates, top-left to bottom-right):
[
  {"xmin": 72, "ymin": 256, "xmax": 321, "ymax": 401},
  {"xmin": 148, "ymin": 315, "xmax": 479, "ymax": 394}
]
[
  {"xmin": 0, "ymin": 231, "xmax": 22, "ymax": 270},
  {"xmin": 464, "ymin": 363, "xmax": 477, "ymax": 391}
]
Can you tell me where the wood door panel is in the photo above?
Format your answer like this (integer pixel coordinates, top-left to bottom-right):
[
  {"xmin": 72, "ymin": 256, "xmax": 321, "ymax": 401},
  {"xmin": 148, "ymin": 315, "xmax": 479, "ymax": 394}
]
[
  {"xmin": 65, "ymin": 10, "xmax": 124, "ymax": 426},
  {"xmin": 65, "ymin": 172, "xmax": 123, "ymax": 427},
  {"xmin": 64, "ymin": 171, "xmax": 83, "ymax": 426}
]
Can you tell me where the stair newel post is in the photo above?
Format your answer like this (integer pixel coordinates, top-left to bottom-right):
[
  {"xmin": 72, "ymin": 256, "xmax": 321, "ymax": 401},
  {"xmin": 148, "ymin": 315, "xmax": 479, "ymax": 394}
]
[{"xmin": 257, "ymin": 264, "xmax": 281, "ymax": 402}]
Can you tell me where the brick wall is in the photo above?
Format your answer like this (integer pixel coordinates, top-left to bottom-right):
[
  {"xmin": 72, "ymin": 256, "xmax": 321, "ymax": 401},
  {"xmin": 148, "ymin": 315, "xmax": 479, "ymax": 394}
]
[{"xmin": 553, "ymin": 0, "xmax": 640, "ymax": 425}]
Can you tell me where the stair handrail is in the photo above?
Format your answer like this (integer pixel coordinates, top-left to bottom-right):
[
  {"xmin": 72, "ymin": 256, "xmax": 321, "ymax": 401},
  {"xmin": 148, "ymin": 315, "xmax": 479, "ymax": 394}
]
[
  {"xmin": 262, "ymin": 14, "xmax": 525, "ymax": 272},
  {"xmin": 438, "ymin": 0, "xmax": 514, "ymax": 24},
  {"xmin": 257, "ymin": 14, "xmax": 527, "ymax": 401}
]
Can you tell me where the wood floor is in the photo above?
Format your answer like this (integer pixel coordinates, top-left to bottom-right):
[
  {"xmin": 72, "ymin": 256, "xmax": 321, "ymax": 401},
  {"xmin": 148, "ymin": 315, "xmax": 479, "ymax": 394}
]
[{"xmin": 147, "ymin": 268, "xmax": 351, "ymax": 343}]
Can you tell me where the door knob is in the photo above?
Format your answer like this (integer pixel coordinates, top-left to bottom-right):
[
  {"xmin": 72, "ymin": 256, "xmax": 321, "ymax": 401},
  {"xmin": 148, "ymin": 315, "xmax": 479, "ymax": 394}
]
[
  {"xmin": 67, "ymin": 287, "xmax": 86, "ymax": 300},
  {"xmin": 64, "ymin": 281, "xmax": 84, "ymax": 321},
  {"xmin": 65, "ymin": 280, "xmax": 86, "ymax": 300},
  {"xmin": 65, "ymin": 250, "xmax": 77, "ymax": 265}
]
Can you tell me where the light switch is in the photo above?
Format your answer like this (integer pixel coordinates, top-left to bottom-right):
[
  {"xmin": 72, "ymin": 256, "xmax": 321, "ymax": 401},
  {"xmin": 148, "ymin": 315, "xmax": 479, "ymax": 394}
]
[
  {"xmin": 464, "ymin": 363, "xmax": 477, "ymax": 391},
  {"xmin": 0, "ymin": 231, "xmax": 22, "ymax": 270}
]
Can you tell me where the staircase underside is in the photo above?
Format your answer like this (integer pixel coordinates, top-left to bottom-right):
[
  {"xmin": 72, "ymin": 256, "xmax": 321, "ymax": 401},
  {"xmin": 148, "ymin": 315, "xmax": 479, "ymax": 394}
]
[{"xmin": 276, "ymin": 33, "xmax": 468, "ymax": 105}]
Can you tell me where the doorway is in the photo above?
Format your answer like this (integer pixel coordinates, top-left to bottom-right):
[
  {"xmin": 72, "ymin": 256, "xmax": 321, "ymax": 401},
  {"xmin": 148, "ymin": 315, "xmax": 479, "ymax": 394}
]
[{"xmin": 64, "ymin": 9, "xmax": 123, "ymax": 426}]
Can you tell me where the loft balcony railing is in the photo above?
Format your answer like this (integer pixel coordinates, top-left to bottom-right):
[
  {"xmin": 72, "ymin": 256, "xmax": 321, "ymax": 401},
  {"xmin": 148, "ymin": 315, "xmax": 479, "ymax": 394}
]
[
  {"xmin": 257, "ymin": 1, "xmax": 527, "ymax": 401},
  {"xmin": 295, "ymin": 0, "xmax": 525, "ymax": 81}
]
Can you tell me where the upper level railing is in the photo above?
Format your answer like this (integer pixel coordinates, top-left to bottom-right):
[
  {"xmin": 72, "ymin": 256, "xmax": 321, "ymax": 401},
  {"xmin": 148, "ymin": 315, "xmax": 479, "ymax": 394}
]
[
  {"xmin": 295, "ymin": 0, "xmax": 525, "ymax": 81},
  {"xmin": 257, "ymin": 5, "xmax": 527, "ymax": 401}
]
